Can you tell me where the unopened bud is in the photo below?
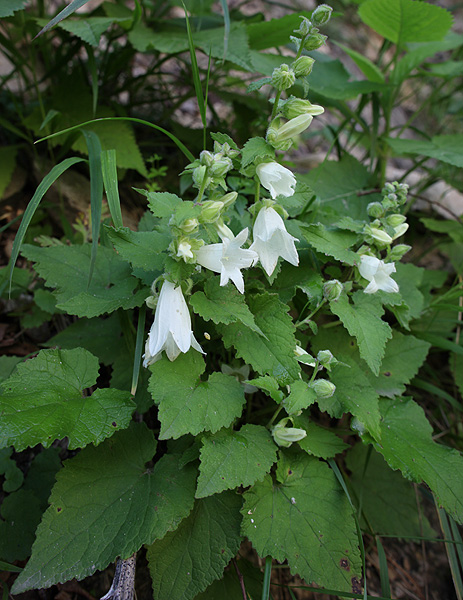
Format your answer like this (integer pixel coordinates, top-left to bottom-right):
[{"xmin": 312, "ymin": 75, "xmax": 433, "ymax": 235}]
[
  {"xmin": 199, "ymin": 150, "xmax": 214, "ymax": 167},
  {"xmin": 391, "ymin": 223, "xmax": 409, "ymax": 240},
  {"xmin": 323, "ymin": 279, "xmax": 343, "ymax": 301},
  {"xmin": 367, "ymin": 202, "xmax": 385, "ymax": 219},
  {"xmin": 311, "ymin": 378, "xmax": 336, "ymax": 399},
  {"xmin": 366, "ymin": 225, "xmax": 393, "ymax": 244},
  {"xmin": 294, "ymin": 345, "xmax": 317, "ymax": 366},
  {"xmin": 389, "ymin": 244, "xmax": 411, "ymax": 260},
  {"xmin": 292, "ymin": 56, "xmax": 315, "ymax": 78},
  {"xmin": 272, "ymin": 114, "xmax": 313, "ymax": 144},
  {"xmin": 200, "ymin": 200, "xmax": 224, "ymax": 223},
  {"xmin": 282, "ymin": 97, "xmax": 323, "ymax": 120},
  {"xmin": 312, "ymin": 4, "xmax": 333, "ymax": 26},
  {"xmin": 210, "ymin": 156, "xmax": 232, "ymax": 178},
  {"xmin": 271, "ymin": 64, "xmax": 296, "ymax": 91},
  {"xmin": 193, "ymin": 165, "xmax": 211, "ymax": 188},
  {"xmin": 220, "ymin": 191, "xmax": 238, "ymax": 208},
  {"xmin": 386, "ymin": 214, "xmax": 406, "ymax": 227},
  {"xmin": 317, "ymin": 350, "xmax": 337, "ymax": 370},
  {"xmin": 294, "ymin": 16, "xmax": 312, "ymax": 37},
  {"xmin": 303, "ymin": 31, "xmax": 327, "ymax": 51},
  {"xmin": 272, "ymin": 419, "xmax": 307, "ymax": 448},
  {"xmin": 180, "ymin": 218, "xmax": 199, "ymax": 234}
]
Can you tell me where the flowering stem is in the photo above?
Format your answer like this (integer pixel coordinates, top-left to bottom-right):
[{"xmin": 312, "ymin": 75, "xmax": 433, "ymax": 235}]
[
  {"xmin": 266, "ymin": 405, "xmax": 283, "ymax": 428},
  {"xmin": 308, "ymin": 360, "xmax": 320, "ymax": 385},
  {"xmin": 270, "ymin": 91, "xmax": 282, "ymax": 120},
  {"xmin": 194, "ymin": 175, "xmax": 209, "ymax": 204},
  {"xmin": 254, "ymin": 178, "xmax": 260, "ymax": 204}
]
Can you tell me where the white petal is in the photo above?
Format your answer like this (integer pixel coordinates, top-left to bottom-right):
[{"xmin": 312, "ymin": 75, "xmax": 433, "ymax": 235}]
[
  {"xmin": 364, "ymin": 280, "xmax": 379, "ymax": 294},
  {"xmin": 358, "ymin": 255, "xmax": 380, "ymax": 281},
  {"xmin": 196, "ymin": 244, "xmax": 223, "ymax": 273}
]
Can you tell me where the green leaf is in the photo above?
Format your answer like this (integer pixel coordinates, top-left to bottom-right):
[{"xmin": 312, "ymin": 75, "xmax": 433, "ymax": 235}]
[
  {"xmin": 101, "ymin": 149, "xmax": 123, "ymax": 229},
  {"xmin": 105, "ymin": 226, "xmax": 170, "ymax": 273},
  {"xmin": 148, "ymin": 352, "xmax": 245, "ymax": 440},
  {"xmin": 301, "ymin": 224, "xmax": 359, "ymax": 266},
  {"xmin": 246, "ymin": 375, "xmax": 284, "ymax": 403},
  {"xmin": 194, "ymin": 558, "xmax": 263, "ymax": 600},
  {"xmin": 246, "ymin": 12, "xmax": 312, "ymax": 50},
  {"xmin": 346, "ymin": 444, "xmax": 435, "ymax": 537},
  {"xmin": 196, "ymin": 425, "xmax": 277, "ymax": 498},
  {"xmin": 241, "ymin": 451, "xmax": 362, "ymax": 592},
  {"xmin": 293, "ymin": 416, "xmax": 349, "ymax": 459},
  {"xmin": 330, "ymin": 291, "xmax": 392, "ymax": 375},
  {"xmin": 12, "ymin": 424, "xmax": 197, "ymax": 594},
  {"xmin": 0, "ymin": 348, "xmax": 134, "ymax": 451},
  {"xmin": 190, "ymin": 277, "xmax": 262, "ymax": 334},
  {"xmin": 0, "ymin": 0, "xmax": 27, "ymax": 17},
  {"xmin": 386, "ymin": 135, "xmax": 463, "ymax": 168},
  {"xmin": 335, "ymin": 42, "xmax": 385, "ymax": 83},
  {"xmin": 35, "ymin": 0, "xmax": 92, "ymax": 38},
  {"xmin": 359, "ymin": 0, "xmax": 453, "ymax": 44},
  {"xmin": 58, "ymin": 17, "xmax": 123, "ymax": 46},
  {"xmin": 145, "ymin": 191, "xmax": 183, "ymax": 218},
  {"xmin": 309, "ymin": 59, "xmax": 385, "ymax": 100},
  {"xmin": 283, "ymin": 380, "xmax": 317, "ymax": 416},
  {"xmin": 0, "ymin": 448, "xmax": 23, "ymax": 492},
  {"xmin": 241, "ymin": 137, "xmax": 275, "ymax": 169},
  {"xmin": 0, "ymin": 356, "xmax": 23, "ymax": 385},
  {"xmin": 21, "ymin": 244, "xmax": 147, "ymax": 318},
  {"xmin": 146, "ymin": 492, "xmax": 242, "ymax": 600},
  {"xmin": 363, "ymin": 399, "xmax": 463, "ymax": 524},
  {"xmin": 218, "ymin": 292, "xmax": 300, "ymax": 385}
]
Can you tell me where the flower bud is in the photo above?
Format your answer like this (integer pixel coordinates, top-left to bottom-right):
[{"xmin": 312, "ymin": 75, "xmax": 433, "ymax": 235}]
[
  {"xmin": 282, "ymin": 97, "xmax": 324, "ymax": 120},
  {"xmin": 386, "ymin": 214, "xmax": 406, "ymax": 227},
  {"xmin": 323, "ymin": 279, "xmax": 343, "ymax": 301},
  {"xmin": 311, "ymin": 378, "xmax": 336, "ymax": 399},
  {"xmin": 365, "ymin": 225, "xmax": 393, "ymax": 244},
  {"xmin": 200, "ymin": 200, "xmax": 224, "ymax": 223},
  {"xmin": 294, "ymin": 16, "xmax": 312, "ymax": 37},
  {"xmin": 294, "ymin": 345, "xmax": 317, "ymax": 366},
  {"xmin": 199, "ymin": 150, "xmax": 214, "ymax": 167},
  {"xmin": 292, "ymin": 56, "xmax": 315, "ymax": 78},
  {"xmin": 317, "ymin": 350, "xmax": 337, "ymax": 370},
  {"xmin": 311, "ymin": 4, "xmax": 333, "ymax": 26},
  {"xmin": 176, "ymin": 239, "xmax": 194, "ymax": 262},
  {"xmin": 272, "ymin": 419, "xmax": 307, "ymax": 448},
  {"xmin": 271, "ymin": 64, "xmax": 296, "ymax": 91},
  {"xmin": 303, "ymin": 31, "xmax": 327, "ymax": 51},
  {"xmin": 273, "ymin": 114, "xmax": 313, "ymax": 143},
  {"xmin": 180, "ymin": 218, "xmax": 199, "ymax": 234},
  {"xmin": 266, "ymin": 120, "xmax": 294, "ymax": 151},
  {"xmin": 389, "ymin": 244, "xmax": 411, "ymax": 261},
  {"xmin": 210, "ymin": 156, "xmax": 232, "ymax": 178},
  {"xmin": 367, "ymin": 202, "xmax": 385, "ymax": 219},
  {"xmin": 193, "ymin": 165, "xmax": 211, "ymax": 189},
  {"xmin": 391, "ymin": 223, "xmax": 409, "ymax": 240},
  {"xmin": 220, "ymin": 191, "xmax": 238, "ymax": 208}
]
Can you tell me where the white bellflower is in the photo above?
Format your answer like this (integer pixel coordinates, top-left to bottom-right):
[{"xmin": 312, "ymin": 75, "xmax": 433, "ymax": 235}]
[
  {"xmin": 256, "ymin": 162, "xmax": 296, "ymax": 199},
  {"xmin": 359, "ymin": 255, "xmax": 399, "ymax": 294}
]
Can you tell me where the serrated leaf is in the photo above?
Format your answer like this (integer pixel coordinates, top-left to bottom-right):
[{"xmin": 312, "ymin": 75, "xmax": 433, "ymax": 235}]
[
  {"xmin": 359, "ymin": 0, "xmax": 453, "ymax": 44},
  {"xmin": 283, "ymin": 380, "xmax": 317, "ymax": 415},
  {"xmin": 190, "ymin": 277, "xmax": 263, "ymax": 334},
  {"xmin": 386, "ymin": 135, "xmax": 463, "ymax": 168},
  {"xmin": 145, "ymin": 191, "xmax": 183, "ymax": 218},
  {"xmin": 246, "ymin": 375, "xmax": 283, "ymax": 403},
  {"xmin": 301, "ymin": 224, "xmax": 359, "ymax": 266},
  {"xmin": 196, "ymin": 425, "xmax": 277, "ymax": 498},
  {"xmin": 293, "ymin": 416, "xmax": 349, "ymax": 459},
  {"xmin": 241, "ymin": 137, "xmax": 274, "ymax": 169},
  {"xmin": 12, "ymin": 424, "xmax": 197, "ymax": 594},
  {"xmin": 241, "ymin": 451, "xmax": 362, "ymax": 592},
  {"xmin": 146, "ymin": 492, "xmax": 242, "ymax": 600},
  {"xmin": 363, "ymin": 398, "xmax": 463, "ymax": 524},
  {"xmin": 218, "ymin": 293, "xmax": 300, "ymax": 385},
  {"xmin": 148, "ymin": 352, "xmax": 245, "ymax": 440},
  {"xmin": 330, "ymin": 291, "xmax": 392, "ymax": 375},
  {"xmin": 21, "ymin": 244, "xmax": 147, "ymax": 318},
  {"xmin": 346, "ymin": 444, "xmax": 435, "ymax": 537},
  {"xmin": 0, "ymin": 0, "xmax": 27, "ymax": 17},
  {"xmin": 0, "ymin": 348, "xmax": 134, "ymax": 451},
  {"xmin": 309, "ymin": 59, "xmax": 385, "ymax": 101},
  {"xmin": 105, "ymin": 226, "xmax": 170, "ymax": 272},
  {"xmin": 335, "ymin": 42, "xmax": 385, "ymax": 83},
  {"xmin": 58, "ymin": 17, "xmax": 123, "ymax": 46},
  {"xmin": 247, "ymin": 77, "xmax": 272, "ymax": 93}
]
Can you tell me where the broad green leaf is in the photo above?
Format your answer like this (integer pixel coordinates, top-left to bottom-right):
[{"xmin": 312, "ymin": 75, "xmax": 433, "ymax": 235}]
[
  {"xmin": 43, "ymin": 314, "xmax": 124, "ymax": 366},
  {"xmin": 0, "ymin": 0, "xmax": 27, "ymax": 16},
  {"xmin": 301, "ymin": 224, "xmax": 359, "ymax": 266},
  {"xmin": 0, "ymin": 146, "xmax": 17, "ymax": 199},
  {"xmin": 346, "ymin": 444, "xmax": 435, "ymax": 538},
  {"xmin": 0, "ymin": 356, "xmax": 22, "ymax": 384},
  {"xmin": 0, "ymin": 448, "xmax": 23, "ymax": 492},
  {"xmin": 293, "ymin": 417, "xmax": 349, "ymax": 459},
  {"xmin": 194, "ymin": 558, "xmax": 263, "ymax": 600},
  {"xmin": 386, "ymin": 135, "xmax": 463, "ymax": 168},
  {"xmin": 145, "ymin": 191, "xmax": 183, "ymax": 218},
  {"xmin": 105, "ymin": 226, "xmax": 170, "ymax": 272},
  {"xmin": 148, "ymin": 352, "xmax": 245, "ymax": 440},
  {"xmin": 190, "ymin": 277, "xmax": 262, "ymax": 334},
  {"xmin": 246, "ymin": 375, "xmax": 284, "ymax": 403},
  {"xmin": 21, "ymin": 244, "xmax": 147, "ymax": 318},
  {"xmin": 278, "ymin": 180, "xmax": 316, "ymax": 218},
  {"xmin": 335, "ymin": 42, "xmax": 385, "ymax": 83},
  {"xmin": 241, "ymin": 451, "xmax": 362, "ymax": 592},
  {"xmin": 273, "ymin": 250, "xmax": 323, "ymax": 303},
  {"xmin": 330, "ymin": 291, "xmax": 392, "ymax": 375},
  {"xmin": 241, "ymin": 137, "xmax": 274, "ymax": 169},
  {"xmin": 309, "ymin": 58, "xmax": 385, "ymax": 100},
  {"xmin": 363, "ymin": 399, "xmax": 463, "ymax": 524},
  {"xmin": 12, "ymin": 424, "xmax": 197, "ymax": 593},
  {"xmin": 246, "ymin": 11, "xmax": 312, "ymax": 50},
  {"xmin": 35, "ymin": 0, "xmax": 92, "ymax": 38},
  {"xmin": 283, "ymin": 380, "xmax": 317, "ymax": 415},
  {"xmin": 0, "ymin": 348, "xmax": 134, "ymax": 451},
  {"xmin": 58, "ymin": 17, "xmax": 124, "ymax": 46},
  {"xmin": 218, "ymin": 292, "xmax": 300, "ymax": 385},
  {"xmin": 386, "ymin": 262, "xmax": 425, "ymax": 328},
  {"xmin": 147, "ymin": 492, "xmax": 242, "ymax": 600},
  {"xmin": 196, "ymin": 425, "xmax": 277, "ymax": 498},
  {"xmin": 359, "ymin": 0, "xmax": 453, "ymax": 44}
]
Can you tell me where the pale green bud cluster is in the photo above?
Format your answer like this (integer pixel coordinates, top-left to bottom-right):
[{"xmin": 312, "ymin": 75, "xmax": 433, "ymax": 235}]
[
  {"xmin": 323, "ymin": 279, "xmax": 343, "ymax": 301},
  {"xmin": 317, "ymin": 349, "xmax": 339, "ymax": 371},
  {"xmin": 266, "ymin": 114, "xmax": 314, "ymax": 150},
  {"xmin": 310, "ymin": 378, "xmax": 336, "ymax": 399},
  {"xmin": 282, "ymin": 97, "xmax": 324, "ymax": 120},
  {"xmin": 271, "ymin": 64, "xmax": 296, "ymax": 91},
  {"xmin": 213, "ymin": 140, "xmax": 240, "ymax": 159},
  {"xmin": 272, "ymin": 418, "xmax": 307, "ymax": 448},
  {"xmin": 312, "ymin": 4, "xmax": 333, "ymax": 26},
  {"xmin": 293, "ymin": 56, "xmax": 315, "ymax": 78},
  {"xmin": 291, "ymin": 8, "xmax": 330, "ymax": 53},
  {"xmin": 363, "ymin": 181, "xmax": 410, "ymax": 251}
]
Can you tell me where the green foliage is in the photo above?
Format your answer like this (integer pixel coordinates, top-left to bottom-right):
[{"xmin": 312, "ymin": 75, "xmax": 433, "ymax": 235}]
[
  {"xmin": 12, "ymin": 424, "xmax": 197, "ymax": 594},
  {"xmin": 146, "ymin": 492, "xmax": 242, "ymax": 600},
  {"xmin": 302, "ymin": 224, "xmax": 359, "ymax": 265},
  {"xmin": 386, "ymin": 135, "xmax": 463, "ymax": 168},
  {"xmin": 241, "ymin": 451, "xmax": 362, "ymax": 592},
  {"xmin": 105, "ymin": 227, "xmax": 170, "ymax": 273},
  {"xmin": 0, "ymin": 349, "xmax": 134, "ymax": 450}
]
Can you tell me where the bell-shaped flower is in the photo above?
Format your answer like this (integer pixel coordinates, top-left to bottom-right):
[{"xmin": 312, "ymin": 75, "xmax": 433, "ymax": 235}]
[
  {"xmin": 195, "ymin": 228, "xmax": 258, "ymax": 294},
  {"xmin": 359, "ymin": 255, "xmax": 399, "ymax": 294},
  {"xmin": 143, "ymin": 280, "xmax": 204, "ymax": 366},
  {"xmin": 256, "ymin": 162, "xmax": 296, "ymax": 199},
  {"xmin": 250, "ymin": 206, "xmax": 299, "ymax": 276}
]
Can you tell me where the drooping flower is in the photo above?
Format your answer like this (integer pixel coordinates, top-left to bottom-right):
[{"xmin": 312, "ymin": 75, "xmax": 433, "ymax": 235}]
[
  {"xmin": 143, "ymin": 280, "xmax": 204, "ymax": 367},
  {"xmin": 195, "ymin": 228, "xmax": 258, "ymax": 294},
  {"xmin": 256, "ymin": 162, "xmax": 296, "ymax": 199},
  {"xmin": 359, "ymin": 255, "xmax": 399, "ymax": 294},
  {"xmin": 250, "ymin": 206, "xmax": 299, "ymax": 276}
]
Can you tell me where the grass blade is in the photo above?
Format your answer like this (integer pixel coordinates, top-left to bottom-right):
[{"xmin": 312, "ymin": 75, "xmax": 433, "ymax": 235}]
[
  {"xmin": 34, "ymin": 0, "xmax": 92, "ymax": 39},
  {"xmin": 131, "ymin": 304, "xmax": 146, "ymax": 396},
  {"xmin": 81, "ymin": 130, "xmax": 103, "ymax": 287},
  {"xmin": 218, "ymin": 0, "xmax": 230, "ymax": 62},
  {"xmin": 101, "ymin": 149, "xmax": 123, "ymax": 228},
  {"xmin": 86, "ymin": 45, "xmax": 98, "ymax": 117},
  {"xmin": 5, "ymin": 157, "xmax": 86, "ymax": 295},
  {"xmin": 375, "ymin": 537, "xmax": 392, "ymax": 599},
  {"xmin": 261, "ymin": 556, "xmax": 272, "ymax": 600},
  {"xmin": 0, "ymin": 560, "xmax": 22, "ymax": 573},
  {"xmin": 35, "ymin": 117, "xmax": 195, "ymax": 162},
  {"xmin": 182, "ymin": 2, "xmax": 207, "ymax": 130},
  {"xmin": 436, "ymin": 500, "xmax": 463, "ymax": 600}
]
